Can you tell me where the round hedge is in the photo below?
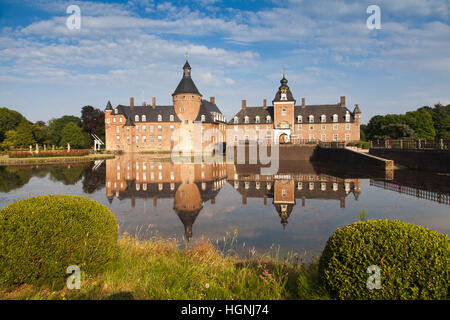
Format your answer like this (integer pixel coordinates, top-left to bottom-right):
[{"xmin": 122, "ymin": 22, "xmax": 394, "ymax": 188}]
[
  {"xmin": 0, "ymin": 195, "xmax": 118, "ymax": 287},
  {"xmin": 319, "ymin": 220, "xmax": 449, "ymax": 300}
]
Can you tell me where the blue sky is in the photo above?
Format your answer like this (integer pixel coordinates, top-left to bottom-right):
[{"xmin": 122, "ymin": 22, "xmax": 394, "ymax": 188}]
[{"xmin": 0, "ymin": 0, "xmax": 449, "ymax": 123}]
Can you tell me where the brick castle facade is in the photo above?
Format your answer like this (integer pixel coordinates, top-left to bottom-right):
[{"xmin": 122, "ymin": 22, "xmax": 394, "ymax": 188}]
[{"xmin": 104, "ymin": 62, "xmax": 361, "ymax": 152}]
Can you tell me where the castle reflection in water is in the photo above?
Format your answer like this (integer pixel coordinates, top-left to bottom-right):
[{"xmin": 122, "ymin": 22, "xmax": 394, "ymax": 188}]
[{"xmin": 105, "ymin": 154, "xmax": 362, "ymax": 241}]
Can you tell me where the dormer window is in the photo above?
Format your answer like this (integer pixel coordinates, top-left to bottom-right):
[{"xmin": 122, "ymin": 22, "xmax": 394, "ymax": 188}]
[
  {"xmin": 266, "ymin": 115, "xmax": 271, "ymax": 123},
  {"xmin": 142, "ymin": 115, "xmax": 146, "ymax": 122},
  {"xmin": 345, "ymin": 112, "xmax": 350, "ymax": 122},
  {"xmin": 244, "ymin": 116, "xmax": 249, "ymax": 124},
  {"xmin": 255, "ymin": 116, "xmax": 260, "ymax": 123},
  {"xmin": 234, "ymin": 116, "xmax": 239, "ymax": 124},
  {"xmin": 135, "ymin": 115, "xmax": 139, "ymax": 122},
  {"xmin": 297, "ymin": 115, "xmax": 302, "ymax": 123},
  {"xmin": 309, "ymin": 115, "xmax": 314, "ymax": 123},
  {"xmin": 158, "ymin": 115, "xmax": 162, "ymax": 122},
  {"xmin": 115, "ymin": 109, "xmax": 118, "ymax": 114},
  {"xmin": 321, "ymin": 114, "xmax": 326, "ymax": 123},
  {"xmin": 170, "ymin": 115, "xmax": 174, "ymax": 121},
  {"xmin": 201, "ymin": 115, "xmax": 205, "ymax": 122},
  {"xmin": 333, "ymin": 114, "xmax": 338, "ymax": 123}
]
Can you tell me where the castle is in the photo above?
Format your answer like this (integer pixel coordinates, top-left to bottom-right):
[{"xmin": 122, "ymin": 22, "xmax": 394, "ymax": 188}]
[{"xmin": 104, "ymin": 61, "xmax": 361, "ymax": 152}]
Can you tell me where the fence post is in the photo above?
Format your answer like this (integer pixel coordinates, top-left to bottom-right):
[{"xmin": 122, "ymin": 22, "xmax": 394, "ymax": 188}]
[
  {"xmin": 440, "ymin": 139, "xmax": 443, "ymax": 150},
  {"xmin": 418, "ymin": 139, "xmax": 421, "ymax": 149},
  {"xmin": 400, "ymin": 139, "xmax": 403, "ymax": 149}
]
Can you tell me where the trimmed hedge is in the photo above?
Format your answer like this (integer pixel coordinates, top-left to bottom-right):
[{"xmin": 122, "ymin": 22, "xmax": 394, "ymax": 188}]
[
  {"xmin": 319, "ymin": 220, "xmax": 449, "ymax": 300},
  {"xmin": 8, "ymin": 150, "xmax": 90, "ymax": 158},
  {"xmin": 0, "ymin": 195, "xmax": 118, "ymax": 287}
]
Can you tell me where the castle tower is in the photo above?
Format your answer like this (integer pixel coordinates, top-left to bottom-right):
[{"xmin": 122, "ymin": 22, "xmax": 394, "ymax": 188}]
[
  {"xmin": 353, "ymin": 104, "xmax": 362, "ymax": 141},
  {"xmin": 273, "ymin": 73, "xmax": 295, "ymax": 144},
  {"xmin": 173, "ymin": 59, "xmax": 202, "ymax": 153}
]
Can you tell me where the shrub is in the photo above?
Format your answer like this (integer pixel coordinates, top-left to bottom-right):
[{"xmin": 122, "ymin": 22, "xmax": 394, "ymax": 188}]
[
  {"xmin": 0, "ymin": 195, "xmax": 118, "ymax": 287},
  {"xmin": 319, "ymin": 220, "xmax": 449, "ymax": 300},
  {"xmin": 357, "ymin": 141, "xmax": 370, "ymax": 149}
]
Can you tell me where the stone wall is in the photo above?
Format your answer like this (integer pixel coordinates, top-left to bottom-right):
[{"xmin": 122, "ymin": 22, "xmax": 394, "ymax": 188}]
[{"xmin": 369, "ymin": 149, "xmax": 450, "ymax": 173}]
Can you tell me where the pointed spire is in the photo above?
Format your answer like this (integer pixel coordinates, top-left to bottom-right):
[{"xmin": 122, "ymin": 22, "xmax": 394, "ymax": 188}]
[
  {"xmin": 105, "ymin": 100, "xmax": 113, "ymax": 111},
  {"xmin": 353, "ymin": 104, "xmax": 361, "ymax": 114},
  {"xmin": 173, "ymin": 57, "xmax": 201, "ymax": 96}
]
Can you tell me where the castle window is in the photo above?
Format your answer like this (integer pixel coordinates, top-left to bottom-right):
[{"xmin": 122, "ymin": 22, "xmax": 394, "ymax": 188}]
[
  {"xmin": 333, "ymin": 114, "xmax": 338, "ymax": 123},
  {"xmin": 346, "ymin": 123, "xmax": 350, "ymax": 130},
  {"xmin": 321, "ymin": 114, "xmax": 326, "ymax": 123},
  {"xmin": 150, "ymin": 136, "xmax": 154, "ymax": 142},
  {"xmin": 201, "ymin": 115, "xmax": 205, "ymax": 122},
  {"xmin": 282, "ymin": 189, "xmax": 286, "ymax": 198},
  {"xmin": 113, "ymin": 118, "xmax": 116, "ymax": 123},
  {"xmin": 345, "ymin": 112, "xmax": 350, "ymax": 122},
  {"xmin": 106, "ymin": 118, "xmax": 110, "ymax": 124},
  {"xmin": 345, "ymin": 134, "xmax": 350, "ymax": 141},
  {"xmin": 150, "ymin": 125, "xmax": 154, "ymax": 133},
  {"xmin": 116, "ymin": 136, "xmax": 120, "ymax": 143},
  {"xmin": 309, "ymin": 115, "xmax": 314, "ymax": 123},
  {"xmin": 255, "ymin": 116, "xmax": 260, "ymax": 123},
  {"xmin": 184, "ymin": 120, "xmax": 188, "ymax": 124},
  {"xmin": 321, "ymin": 134, "xmax": 326, "ymax": 141},
  {"xmin": 158, "ymin": 115, "xmax": 162, "ymax": 122},
  {"xmin": 158, "ymin": 125, "xmax": 162, "ymax": 132},
  {"xmin": 142, "ymin": 115, "xmax": 146, "ymax": 122},
  {"xmin": 136, "ymin": 136, "xmax": 139, "ymax": 144},
  {"xmin": 116, "ymin": 126, "xmax": 120, "ymax": 133},
  {"xmin": 298, "ymin": 124, "xmax": 302, "ymax": 130},
  {"xmin": 333, "ymin": 134, "xmax": 338, "ymax": 141},
  {"xmin": 297, "ymin": 115, "xmax": 302, "ymax": 123},
  {"xmin": 170, "ymin": 115, "xmax": 174, "ymax": 121},
  {"xmin": 244, "ymin": 116, "xmax": 249, "ymax": 124},
  {"xmin": 266, "ymin": 116, "xmax": 271, "ymax": 123},
  {"xmin": 119, "ymin": 118, "xmax": 122, "ymax": 123},
  {"xmin": 180, "ymin": 107, "xmax": 184, "ymax": 113},
  {"xmin": 142, "ymin": 125, "xmax": 146, "ymax": 133},
  {"xmin": 333, "ymin": 124, "xmax": 338, "ymax": 130},
  {"xmin": 135, "ymin": 115, "xmax": 139, "ymax": 122},
  {"xmin": 170, "ymin": 125, "xmax": 174, "ymax": 132},
  {"xmin": 234, "ymin": 117, "xmax": 238, "ymax": 124},
  {"xmin": 282, "ymin": 107, "xmax": 286, "ymax": 116},
  {"xmin": 136, "ymin": 126, "xmax": 139, "ymax": 133},
  {"xmin": 322, "ymin": 124, "xmax": 326, "ymax": 130},
  {"xmin": 143, "ymin": 136, "xmax": 146, "ymax": 143},
  {"xmin": 158, "ymin": 136, "xmax": 162, "ymax": 143}
]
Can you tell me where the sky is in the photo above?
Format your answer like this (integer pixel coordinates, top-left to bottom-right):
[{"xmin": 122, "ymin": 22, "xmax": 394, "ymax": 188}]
[{"xmin": 0, "ymin": 0, "xmax": 449, "ymax": 124}]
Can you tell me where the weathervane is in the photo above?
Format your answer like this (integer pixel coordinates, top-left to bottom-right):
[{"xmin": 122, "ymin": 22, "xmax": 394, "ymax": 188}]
[
  {"xmin": 185, "ymin": 51, "xmax": 189, "ymax": 61},
  {"xmin": 282, "ymin": 66, "xmax": 286, "ymax": 78}
]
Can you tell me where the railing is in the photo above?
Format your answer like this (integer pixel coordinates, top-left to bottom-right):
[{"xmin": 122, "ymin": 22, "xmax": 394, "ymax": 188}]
[
  {"xmin": 370, "ymin": 179, "xmax": 450, "ymax": 205},
  {"xmin": 318, "ymin": 141, "xmax": 346, "ymax": 149},
  {"xmin": 370, "ymin": 139, "xmax": 449, "ymax": 150}
]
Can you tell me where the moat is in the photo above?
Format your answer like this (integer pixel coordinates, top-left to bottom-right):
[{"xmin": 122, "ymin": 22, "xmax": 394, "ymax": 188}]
[{"xmin": 1, "ymin": 155, "xmax": 449, "ymax": 262}]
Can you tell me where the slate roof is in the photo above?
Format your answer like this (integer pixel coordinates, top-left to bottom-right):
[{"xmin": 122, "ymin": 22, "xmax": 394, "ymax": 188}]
[
  {"xmin": 229, "ymin": 104, "xmax": 356, "ymax": 124},
  {"xmin": 273, "ymin": 76, "xmax": 295, "ymax": 102},
  {"xmin": 105, "ymin": 100, "xmax": 113, "ymax": 111},
  {"xmin": 195, "ymin": 100, "xmax": 227, "ymax": 123},
  {"xmin": 114, "ymin": 105, "xmax": 182, "ymax": 123},
  {"xmin": 172, "ymin": 60, "xmax": 202, "ymax": 96}
]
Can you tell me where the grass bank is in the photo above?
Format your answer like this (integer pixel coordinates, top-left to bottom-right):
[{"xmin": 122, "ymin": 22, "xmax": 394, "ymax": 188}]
[
  {"xmin": 0, "ymin": 236, "xmax": 328, "ymax": 300},
  {"xmin": 0, "ymin": 153, "xmax": 114, "ymax": 165}
]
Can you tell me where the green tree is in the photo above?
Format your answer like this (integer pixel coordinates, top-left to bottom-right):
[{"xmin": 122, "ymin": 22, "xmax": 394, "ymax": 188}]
[
  {"xmin": 381, "ymin": 123, "xmax": 416, "ymax": 139},
  {"xmin": 81, "ymin": 105, "xmax": 105, "ymax": 145},
  {"xmin": 60, "ymin": 122, "xmax": 90, "ymax": 149},
  {"xmin": 1, "ymin": 130, "xmax": 17, "ymax": 150},
  {"xmin": 0, "ymin": 108, "xmax": 24, "ymax": 142},
  {"xmin": 32, "ymin": 122, "xmax": 50, "ymax": 146},
  {"xmin": 14, "ymin": 119, "xmax": 36, "ymax": 148},
  {"xmin": 404, "ymin": 109, "xmax": 435, "ymax": 140},
  {"xmin": 47, "ymin": 116, "xmax": 82, "ymax": 147}
]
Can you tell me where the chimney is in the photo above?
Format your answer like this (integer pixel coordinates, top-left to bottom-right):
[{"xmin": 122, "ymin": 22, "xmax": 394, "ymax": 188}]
[
  {"xmin": 152, "ymin": 97, "xmax": 156, "ymax": 109},
  {"xmin": 242, "ymin": 100, "xmax": 246, "ymax": 109},
  {"xmin": 210, "ymin": 97, "xmax": 215, "ymax": 104},
  {"xmin": 302, "ymin": 97, "xmax": 305, "ymax": 107},
  {"xmin": 263, "ymin": 99, "xmax": 267, "ymax": 108},
  {"xmin": 130, "ymin": 97, "xmax": 134, "ymax": 109},
  {"xmin": 340, "ymin": 96, "xmax": 346, "ymax": 107},
  {"xmin": 142, "ymin": 101, "xmax": 146, "ymax": 107}
]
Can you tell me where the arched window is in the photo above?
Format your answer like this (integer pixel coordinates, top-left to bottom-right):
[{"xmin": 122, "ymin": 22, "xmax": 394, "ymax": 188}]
[
  {"xmin": 170, "ymin": 115, "xmax": 174, "ymax": 121},
  {"xmin": 158, "ymin": 115, "xmax": 162, "ymax": 122},
  {"xmin": 333, "ymin": 114, "xmax": 338, "ymax": 123},
  {"xmin": 234, "ymin": 116, "xmax": 239, "ymax": 124},
  {"xmin": 244, "ymin": 116, "xmax": 249, "ymax": 124},
  {"xmin": 297, "ymin": 115, "xmax": 302, "ymax": 123},
  {"xmin": 135, "ymin": 115, "xmax": 139, "ymax": 122},
  {"xmin": 255, "ymin": 116, "xmax": 260, "ymax": 123},
  {"xmin": 142, "ymin": 115, "xmax": 146, "ymax": 122},
  {"xmin": 321, "ymin": 114, "xmax": 326, "ymax": 123},
  {"xmin": 201, "ymin": 114, "xmax": 205, "ymax": 122},
  {"xmin": 266, "ymin": 115, "xmax": 271, "ymax": 123},
  {"xmin": 309, "ymin": 115, "xmax": 314, "ymax": 123}
]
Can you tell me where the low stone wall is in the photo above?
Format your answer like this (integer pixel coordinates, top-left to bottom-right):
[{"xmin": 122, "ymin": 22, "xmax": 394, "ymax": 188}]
[
  {"xmin": 312, "ymin": 147, "xmax": 394, "ymax": 171},
  {"xmin": 369, "ymin": 148, "xmax": 450, "ymax": 173},
  {"xmin": 0, "ymin": 154, "xmax": 114, "ymax": 166}
]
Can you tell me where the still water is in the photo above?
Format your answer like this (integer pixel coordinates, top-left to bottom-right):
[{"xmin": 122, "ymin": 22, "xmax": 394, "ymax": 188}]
[{"xmin": 1, "ymin": 154, "xmax": 449, "ymax": 262}]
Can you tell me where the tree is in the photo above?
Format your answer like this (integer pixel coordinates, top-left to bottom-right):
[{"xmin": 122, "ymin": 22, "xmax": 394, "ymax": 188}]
[
  {"xmin": 81, "ymin": 106, "xmax": 105, "ymax": 144},
  {"xmin": 47, "ymin": 116, "xmax": 82, "ymax": 147},
  {"xmin": 32, "ymin": 122, "xmax": 50, "ymax": 146},
  {"xmin": 1, "ymin": 130, "xmax": 17, "ymax": 150},
  {"xmin": 0, "ymin": 108, "xmax": 24, "ymax": 142},
  {"xmin": 404, "ymin": 109, "xmax": 435, "ymax": 140},
  {"xmin": 381, "ymin": 123, "xmax": 416, "ymax": 139},
  {"xmin": 60, "ymin": 122, "xmax": 90, "ymax": 149},
  {"xmin": 14, "ymin": 119, "xmax": 36, "ymax": 148}
]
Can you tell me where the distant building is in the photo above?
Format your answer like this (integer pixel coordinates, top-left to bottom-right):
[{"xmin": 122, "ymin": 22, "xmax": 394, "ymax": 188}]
[
  {"xmin": 228, "ymin": 75, "xmax": 361, "ymax": 145},
  {"xmin": 104, "ymin": 60, "xmax": 227, "ymax": 152}
]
